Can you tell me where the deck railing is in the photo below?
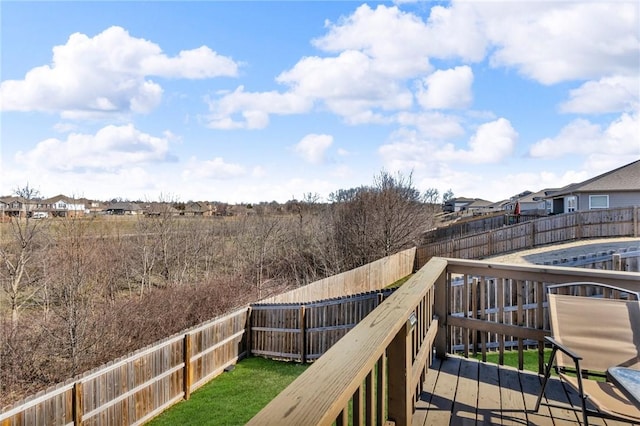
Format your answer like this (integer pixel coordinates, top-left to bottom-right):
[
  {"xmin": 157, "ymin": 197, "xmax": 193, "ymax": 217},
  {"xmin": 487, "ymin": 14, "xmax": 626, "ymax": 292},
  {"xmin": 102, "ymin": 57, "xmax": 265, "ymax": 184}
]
[{"xmin": 248, "ymin": 257, "xmax": 640, "ymax": 426}]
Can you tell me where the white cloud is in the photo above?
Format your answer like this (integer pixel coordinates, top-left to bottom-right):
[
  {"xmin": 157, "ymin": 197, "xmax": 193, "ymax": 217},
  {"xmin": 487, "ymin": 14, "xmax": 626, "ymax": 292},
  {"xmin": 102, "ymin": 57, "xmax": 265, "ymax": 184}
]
[
  {"xmin": 396, "ymin": 112, "xmax": 465, "ymax": 140},
  {"xmin": 379, "ymin": 136, "xmax": 434, "ymax": 172},
  {"xmin": 473, "ymin": 2, "xmax": 640, "ymax": 84},
  {"xmin": 560, "ymin": 75, "xmax": 639, "ymax": 114},
  {"xmin": 182, "ymin": 157, "xmax": 246, "ymax": 180},
  {"xmin": 141, "ymin": 45, "xmax": 238, "ymax": 79},
  {"xmin": 529, "ymin": 113, "xmax": 640, "ymax": 158},
  {"xmin": 15, "ymin": 124, "xmax": 173, "ymax": 172},
  {"xmin": 277, "ymin": 50, "xmax": 414, "ymax": 118},
  {"xmin": 422, "ymin": 3, "xmax": 488, "ymax": 62},
  {"xmin": 416, "ymin": 66, "xmax": 473, "ymax": 110},
  {"xmin": 294, "ymin": 134, "xmax": 333, "ymax": 164},
  {"xmin": 0, "ymin": 26, "xmax": 239, "ymax": 117},
  {"xmin": 438, "ymin": 118, "xmax": 518, "ymax": 163},
  {"xmin": 206, "ymin": 86, "xmax": 312, "ymax": 129},
  {"xmin": 313, "ymin": 4, "xmax": 434, "ymax": 77}
]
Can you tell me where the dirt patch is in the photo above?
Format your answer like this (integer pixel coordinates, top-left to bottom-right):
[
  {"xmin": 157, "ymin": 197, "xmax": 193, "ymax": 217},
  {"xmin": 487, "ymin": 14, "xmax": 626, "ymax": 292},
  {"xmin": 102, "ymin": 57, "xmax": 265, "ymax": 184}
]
[{"xmin": 486, "ymin": 237, "xmax": 640, "ymax": 265}]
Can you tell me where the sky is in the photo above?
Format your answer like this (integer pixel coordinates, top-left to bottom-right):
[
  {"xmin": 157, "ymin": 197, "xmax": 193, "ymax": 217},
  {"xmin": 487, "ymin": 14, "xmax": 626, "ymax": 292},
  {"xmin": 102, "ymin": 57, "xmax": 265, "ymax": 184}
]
[{"xmin": 1, "ymin": 1, "xmax": 639, "ymax": 204}]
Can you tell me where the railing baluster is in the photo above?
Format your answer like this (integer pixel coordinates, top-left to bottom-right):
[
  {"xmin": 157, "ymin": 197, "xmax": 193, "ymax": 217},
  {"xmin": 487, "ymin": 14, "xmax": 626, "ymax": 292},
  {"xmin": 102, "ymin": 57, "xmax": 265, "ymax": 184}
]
[
  {"xmin": 365, "ymin": 370, "xmax": 374, "ymax": 426},
  {"xmin": 353, "ymin": 385, "xmax": 363, "ymax": 426}
]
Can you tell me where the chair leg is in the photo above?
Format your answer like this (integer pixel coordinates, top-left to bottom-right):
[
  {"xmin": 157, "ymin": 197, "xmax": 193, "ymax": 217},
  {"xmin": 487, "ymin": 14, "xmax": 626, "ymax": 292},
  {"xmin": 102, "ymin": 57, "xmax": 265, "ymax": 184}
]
[
  {"xmin": 535, "ymin": 346, "xmax": 558, "ymax": 411},
  {"xmin": 574, "ymin": 363, "xmax": 589, "ymax": 426},
  {"xmin": 580, "ymin": 395, "xmax": 589, "ymax": 426}
]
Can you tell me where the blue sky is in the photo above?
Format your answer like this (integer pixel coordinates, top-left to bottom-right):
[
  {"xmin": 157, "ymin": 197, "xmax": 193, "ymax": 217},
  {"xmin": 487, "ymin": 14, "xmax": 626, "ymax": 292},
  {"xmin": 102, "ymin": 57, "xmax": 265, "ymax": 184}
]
[{"xmin": 1, "ymin": 1, "xmax": 638, "ymax": 204}]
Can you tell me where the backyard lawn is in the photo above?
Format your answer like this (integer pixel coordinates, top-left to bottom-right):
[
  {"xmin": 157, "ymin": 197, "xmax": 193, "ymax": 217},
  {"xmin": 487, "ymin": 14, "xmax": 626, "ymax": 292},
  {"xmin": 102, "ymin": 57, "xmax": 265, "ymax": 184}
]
[{"xmin": 147, "ymin": 357, "xmax": 308, "ymax": 426}]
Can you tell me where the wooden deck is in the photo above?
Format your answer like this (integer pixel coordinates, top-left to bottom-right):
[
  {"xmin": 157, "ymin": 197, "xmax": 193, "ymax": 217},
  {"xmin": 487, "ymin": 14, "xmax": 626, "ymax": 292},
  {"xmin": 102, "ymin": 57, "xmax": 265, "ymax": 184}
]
[{"xmin": 414, "ymin": 356, "xmax": 634, "ymax": 426}]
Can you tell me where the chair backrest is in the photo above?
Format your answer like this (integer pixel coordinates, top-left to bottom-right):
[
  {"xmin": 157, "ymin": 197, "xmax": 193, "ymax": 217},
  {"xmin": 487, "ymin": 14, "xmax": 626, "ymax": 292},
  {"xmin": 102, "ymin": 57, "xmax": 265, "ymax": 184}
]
[{"xmin": 548, "ymin": 293, "xmax": 640, "ymax": 372}]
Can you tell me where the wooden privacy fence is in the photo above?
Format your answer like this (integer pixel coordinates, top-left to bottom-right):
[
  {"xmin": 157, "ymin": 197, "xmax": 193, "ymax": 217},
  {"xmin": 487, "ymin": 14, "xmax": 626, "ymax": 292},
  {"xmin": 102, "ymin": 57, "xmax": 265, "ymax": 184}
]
[
  {"xmin": 423, "ymin": 213, "xmax": 540, "ymax": 243},
  {"xmin": 416, "ymin": 206, "xmax": 640, "ymax": 267},
  {"xmin": 250, "ymin": 289, "xmax": 397, "ymax": 363},
  {"xmin": 258, "ymin": 247, "xmax": 416, "ymax": 304},
  {"xmin": 0, "ymin": 308, "xmax": 249, "ymax": 426}
]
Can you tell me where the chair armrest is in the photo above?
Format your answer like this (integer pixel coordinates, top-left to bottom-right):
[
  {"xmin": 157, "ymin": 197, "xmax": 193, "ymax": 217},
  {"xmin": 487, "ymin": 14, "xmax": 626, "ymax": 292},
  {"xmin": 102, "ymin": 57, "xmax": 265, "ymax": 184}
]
[{"xmin": 544, "ymin": 336, "xmax": 583, "ymax": 362}]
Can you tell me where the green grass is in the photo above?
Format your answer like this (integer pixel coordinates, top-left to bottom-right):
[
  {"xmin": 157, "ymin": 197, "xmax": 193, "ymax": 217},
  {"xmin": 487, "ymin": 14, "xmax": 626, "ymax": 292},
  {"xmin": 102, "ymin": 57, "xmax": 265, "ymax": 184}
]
[
  {"xmin": 471, "ymin": 348, "xmax": 552, "ymax": 373},
  {"xmin": 147, "ymin": 357, "xmax": 309, "ymax": 426}
]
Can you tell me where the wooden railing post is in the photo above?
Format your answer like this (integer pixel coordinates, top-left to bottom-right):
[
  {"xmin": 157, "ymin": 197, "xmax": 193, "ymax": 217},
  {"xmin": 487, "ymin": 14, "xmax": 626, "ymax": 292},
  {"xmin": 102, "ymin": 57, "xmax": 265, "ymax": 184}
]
[
  {"xmin": 183, "ymin": 333, "xmax": 192, "ymax": 400},
  {"xmin": 387, "ymin": 321, "xmax": 412, "ymax": 426},
  {"xmin": 73, "ymin": 381, "xmax": 83, "ymax": 425},
  {"xmin": 434, "ymin": 270, "xmax": 448, "ymax": 359}
]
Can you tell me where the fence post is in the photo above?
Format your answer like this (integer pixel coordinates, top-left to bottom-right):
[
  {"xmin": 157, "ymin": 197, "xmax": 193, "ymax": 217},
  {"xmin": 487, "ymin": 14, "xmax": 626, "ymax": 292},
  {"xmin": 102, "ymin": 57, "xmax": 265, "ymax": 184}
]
[
  {"xmin": 612, "ymin": 253, "xmax": 622, "ymax": 271},
  {"xmin": 299, "ymin": 305, "xmax": 306, "ymax": 363},
  {"xmin": 530, "ymin": 220, "xmax": 535, "ymax": 248},
  {"xmin": 73, "ymin": 381, "xmax": 83, "ymax": 425},
  {"xmin": 576, "ymin": 211, "xmax": 582, "ymax": 239},
  {"xmin": 246, "ymin": 306, "xmax": 253, "ymax": 357},
  {"xmin": 387, "ymin": 321, "xmax": 411, "ymax": 426},
  {"xmin": 183, "ymin": 333, "xmax": 192, "ymax": 400}
]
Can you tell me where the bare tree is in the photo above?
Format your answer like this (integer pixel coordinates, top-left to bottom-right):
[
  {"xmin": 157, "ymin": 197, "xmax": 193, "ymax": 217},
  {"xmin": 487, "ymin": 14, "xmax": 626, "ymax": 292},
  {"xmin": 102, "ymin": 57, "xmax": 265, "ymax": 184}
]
[
  {"xmin": 330, "ymin": 170, "xmax": 429, "ymax": 269},
  {"xmin": 45, "ymin": 215, "xmax": 104, "ymax": 375},
  {"xmin": 0, "ymin": 185, "xmax": 47, "ymax": 326}
]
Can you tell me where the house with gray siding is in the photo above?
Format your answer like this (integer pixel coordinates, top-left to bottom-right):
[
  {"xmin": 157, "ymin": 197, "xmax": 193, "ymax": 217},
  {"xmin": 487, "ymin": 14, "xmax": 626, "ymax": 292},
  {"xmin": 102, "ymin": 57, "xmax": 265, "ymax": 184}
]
[{"xmin": 547, "ymin": 159, "xmax": 640, "ymax": 214}]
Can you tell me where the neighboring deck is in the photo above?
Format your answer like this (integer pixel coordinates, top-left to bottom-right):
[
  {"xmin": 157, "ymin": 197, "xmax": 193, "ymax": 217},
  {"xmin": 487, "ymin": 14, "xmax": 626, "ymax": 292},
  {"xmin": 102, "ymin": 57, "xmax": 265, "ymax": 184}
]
[{"xmin": 416, "ymin": 356, "xmax": 632, "ymax": 426}]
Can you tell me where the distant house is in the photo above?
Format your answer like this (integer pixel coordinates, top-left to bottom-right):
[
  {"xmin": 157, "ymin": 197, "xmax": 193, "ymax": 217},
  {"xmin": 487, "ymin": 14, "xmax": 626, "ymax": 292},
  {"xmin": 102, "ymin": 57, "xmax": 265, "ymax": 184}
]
[
  {"xmin": 464, "ymin": 199, "xmax": 496, "ymax": 216},
  {"xmin": 79, "ymin": 198, "xmax": 106, "ymax": 215},
  {"xmin": 143, "ymin": 202, "xmax": 180, "ymax": 217},
  {"xmin": 443, "ymin": 197, "xmax": 495, "ymax": 215},
  {"xmin": 105, "ymin": 202, "xmax": 143, "ymax": 215},
  {"xmin": 503, "ymin": 189, "xmax": 560, "ymax": 216},
  {"xmin": 0, "ymin": 196, "xmax": 37, "ymax": 217},
  {"xmin": 442, "ymin": 197, "xmax": 476, "ymax": 213},
  {"xmin": 183, "ymin": 201, "xmax": 215, "ymax": 217},
  {"xmin": 547, "ymin": 159, "xmax": 640, "ymax": 214},
  {"xmin": 40, "ymin": 195, "xmax": 86, "ymax": 217}
]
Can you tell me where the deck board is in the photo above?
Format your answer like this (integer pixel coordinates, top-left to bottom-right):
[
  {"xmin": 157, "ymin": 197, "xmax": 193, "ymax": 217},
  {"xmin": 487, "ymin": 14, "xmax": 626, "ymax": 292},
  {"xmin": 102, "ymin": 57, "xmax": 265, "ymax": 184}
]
[
  {"xmin": 476, "ymin": 361, "xmax": 501, "ymax": 425},
  {"xmin": 413, "ymin": 356, "xmax": 636, "ymax": 426}
]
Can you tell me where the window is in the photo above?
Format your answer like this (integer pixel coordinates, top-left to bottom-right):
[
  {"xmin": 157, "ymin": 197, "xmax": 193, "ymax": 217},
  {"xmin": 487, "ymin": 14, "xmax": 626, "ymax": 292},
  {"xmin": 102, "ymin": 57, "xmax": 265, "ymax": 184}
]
[
  {"xmin": 589, "ymin": 195, "xmax": 609, "ymax": 209},
  {"xmin": 566, "ymin": 196, "xmax": 577, "ymax": 212}
]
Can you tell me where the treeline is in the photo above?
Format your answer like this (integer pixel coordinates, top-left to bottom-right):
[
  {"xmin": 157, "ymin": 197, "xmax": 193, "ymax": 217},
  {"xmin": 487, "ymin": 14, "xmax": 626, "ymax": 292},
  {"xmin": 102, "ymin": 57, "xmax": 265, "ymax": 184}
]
[{"xmin": 0, "ymin": 172, "xmax": 441, "ymax": 405}]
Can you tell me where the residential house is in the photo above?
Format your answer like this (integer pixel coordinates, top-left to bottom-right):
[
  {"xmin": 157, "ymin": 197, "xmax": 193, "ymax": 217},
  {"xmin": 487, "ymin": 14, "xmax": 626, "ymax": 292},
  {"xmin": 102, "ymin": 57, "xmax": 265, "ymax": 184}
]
[
  {"xmin": 442, "ymin": 197, "xmax": 477, "ymax": 213},
  {"xmin": 0, "ymin": 196, "xmax": 38, "ymax": 217},
  {"xmin": 183, "ymin": 201, "xmax": 215, "ymax": 217},
  {"xmin": 144, "ymin": 202, "xmax": 180, "ymax": 216},
  {"xmin": 78, "ymin": 198, "xmax": 107, "ymax": 215},
  {"xmin": 105, "ymin": 202, "xmax": 143, "ymax": 215},
  {"xmin": 503, "ymin": 189, "xmax": 560, "ymax": 216},
  {"xmin": 40, "ymin": 195, "xmax": 86, "ymax": 217},
  {"xmin": 547, "ymin": 159, "xmax": 640, "ymax": 214},
  {"xmin": 464, "ymin": 198, "xmax": 496, "ymax": 216}
]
